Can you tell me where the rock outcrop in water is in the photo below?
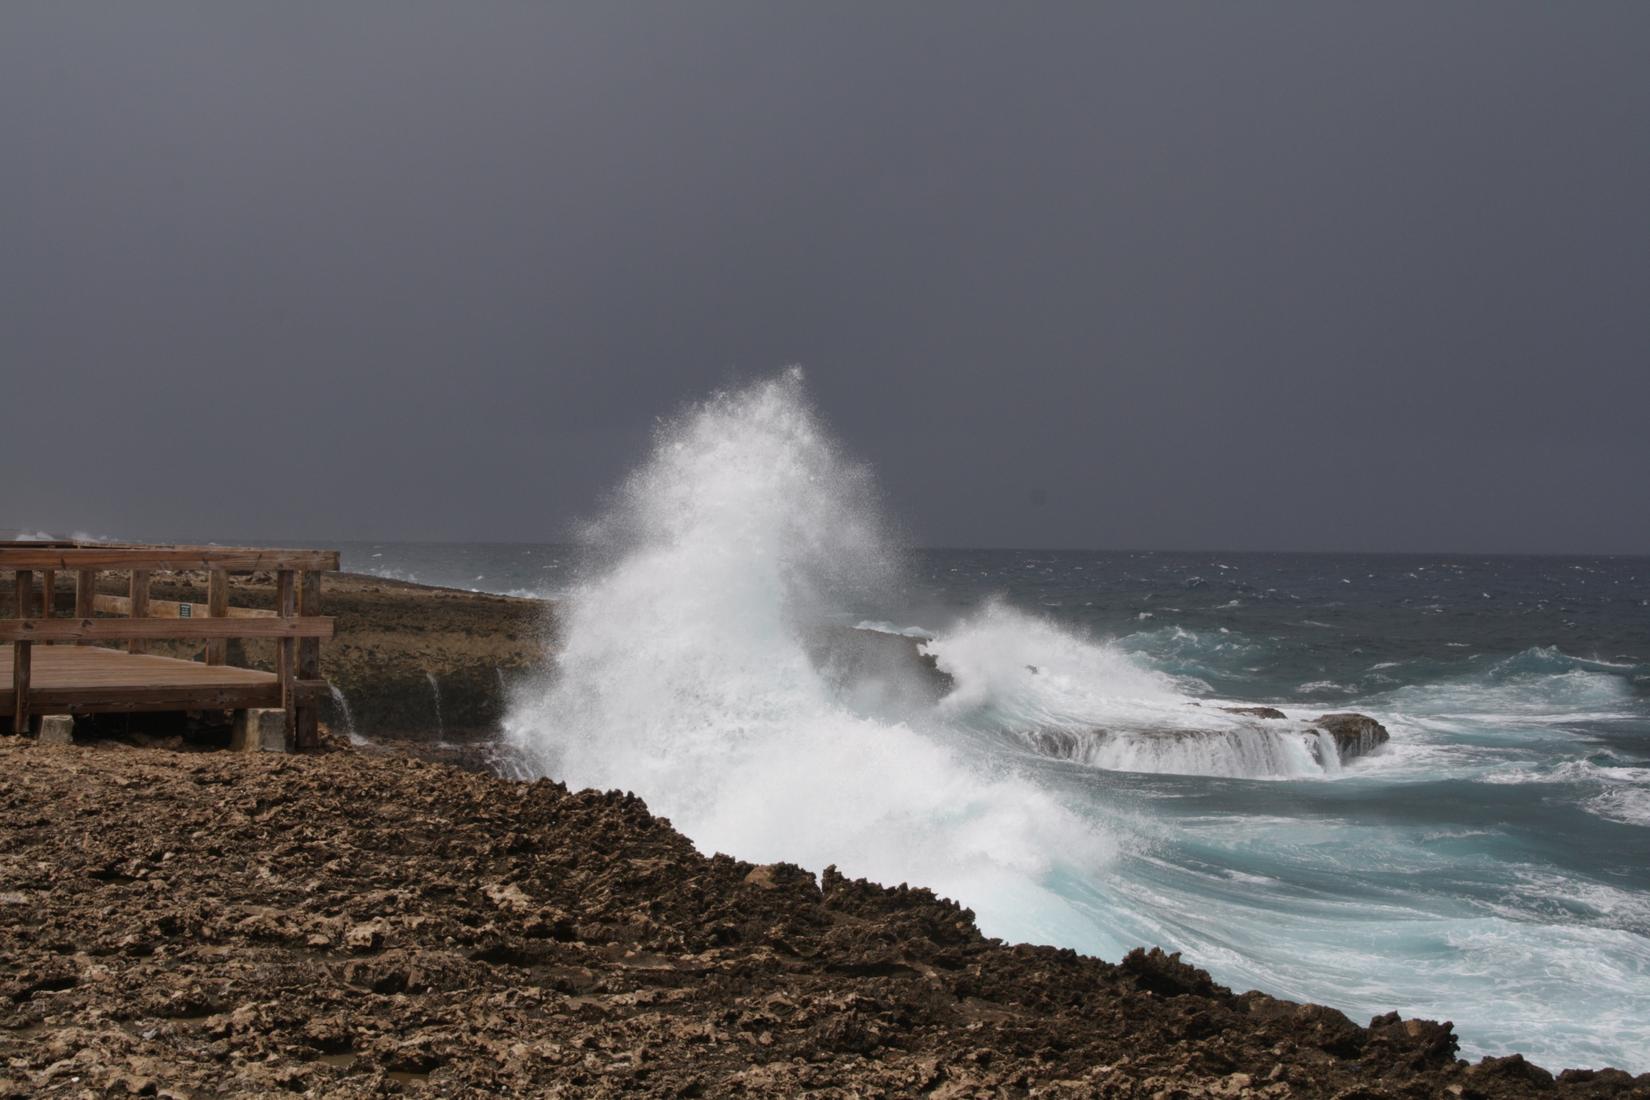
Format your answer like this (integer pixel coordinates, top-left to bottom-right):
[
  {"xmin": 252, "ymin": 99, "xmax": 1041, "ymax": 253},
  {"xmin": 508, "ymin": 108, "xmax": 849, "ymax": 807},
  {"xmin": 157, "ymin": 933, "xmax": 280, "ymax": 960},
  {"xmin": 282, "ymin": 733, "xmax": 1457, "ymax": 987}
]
[
  {"xmin": 769, "ymin": 626, "xmax": 1398, "ymax": 777},
  {"xmin": 1022, "ymin": 709, "xmax": 1390, "ymax": 776},
  {"xmin": 1313, "ymin": 711, "xmax": 1391, "ymax": 759},
  {"xmin": 804, "ymin": 625, "xmax": 953, "ymax": 715},
  {"xmin": 3, "ymin": 738, "xmax": 1643, "ymax": 1097},
  {"xmin": 1222, "ymin": 705, "xmax": 1290, "ymax": 720}
]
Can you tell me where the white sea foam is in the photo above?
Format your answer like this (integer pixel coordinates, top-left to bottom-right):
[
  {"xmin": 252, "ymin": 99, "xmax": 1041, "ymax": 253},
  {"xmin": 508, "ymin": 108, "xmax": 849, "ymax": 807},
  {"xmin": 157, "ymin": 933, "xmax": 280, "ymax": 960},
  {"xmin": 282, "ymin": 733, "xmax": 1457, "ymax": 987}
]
[
  {"xmin": 504, "ymin": 370, "xmax": 1114, "ymax": 942},
  {"xmin": 499, "ymin": 370, "xmax": 1650, "ymax": 1072},
  {"xmin": 1475, "ymin": 760, "xmax": 1650, "ymax": 828},
  {"xmin": 326, "ymin": 682, "xmax": 366, "ymax": 746},
  {"xmin": 915, "ymin": 606, "xmax": 1355, "ymax": 779},
  {"xmin": 1588, "ymin": 786, "xmax": 1650, "ymax": 828},
  {"xmin": 853, "ymin": 619, "xmax": 935, "ymax": 639}
]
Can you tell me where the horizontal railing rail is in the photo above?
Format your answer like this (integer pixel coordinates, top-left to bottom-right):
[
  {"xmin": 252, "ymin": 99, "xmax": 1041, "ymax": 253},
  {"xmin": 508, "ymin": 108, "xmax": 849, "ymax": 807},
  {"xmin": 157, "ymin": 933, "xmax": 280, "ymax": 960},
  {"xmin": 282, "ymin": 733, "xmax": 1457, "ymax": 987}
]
[
  {"xmin": 4, "ymin": 542, "xmax": 339, "ymax": 749},
  {"xmin": 91, "ymin": 594, "xmax": 277, "ymax": 620},
  {"xmin": 0, "ymin": 546, "xmax": 339, "ymax": 572},
  {"xmin": 0, "ymin": 617, "xmax": 333, "ymax": 642}
]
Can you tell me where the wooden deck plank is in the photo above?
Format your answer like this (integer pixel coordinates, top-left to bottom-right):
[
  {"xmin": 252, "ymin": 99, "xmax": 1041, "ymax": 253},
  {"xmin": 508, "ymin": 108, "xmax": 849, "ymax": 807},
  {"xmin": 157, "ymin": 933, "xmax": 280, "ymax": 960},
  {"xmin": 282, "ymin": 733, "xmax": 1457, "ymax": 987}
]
[
  {"xmin": 1, "ymin": 645, "xmax": 277, "ymax": 686},
  {"xmin": 1, "ymin": 645, "xmax": 281, "ymax": 716}
]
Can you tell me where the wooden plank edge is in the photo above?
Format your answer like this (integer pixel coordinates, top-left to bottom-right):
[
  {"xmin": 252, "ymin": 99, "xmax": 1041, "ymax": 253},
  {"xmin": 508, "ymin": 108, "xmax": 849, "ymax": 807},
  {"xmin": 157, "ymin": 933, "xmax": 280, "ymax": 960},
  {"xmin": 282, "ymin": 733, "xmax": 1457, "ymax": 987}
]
[
  {"xmin": 0, "ymin": 618, "xmax": 334, "ymax": 642},
  {"xmin": 0, "ymin": 549, "xmax": 341, "ymax": 571}
]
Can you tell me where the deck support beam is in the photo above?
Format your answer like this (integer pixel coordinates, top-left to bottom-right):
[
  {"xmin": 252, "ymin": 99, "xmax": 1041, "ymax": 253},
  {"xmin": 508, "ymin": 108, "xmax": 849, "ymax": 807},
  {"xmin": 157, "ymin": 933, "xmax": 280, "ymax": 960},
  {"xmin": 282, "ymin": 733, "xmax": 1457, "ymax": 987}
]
[
  {"xmin": 276, "ymin": 571, "xmax": 296, "ymax": 749},
  {"xmin": 205, "ymin": 569, "xmax": 229, "ymax": 666},
  {"xmin": 10, "ymin": 643, "xmax": 29, "ymax": 735},
  {"xmin": 296, "ymin": 571, "xmax": 322, "ymax": 751},
  {"xmin": 128, "ymin": 570, "xmax": 151, "ymax": 654},
  {"xmin": 74, "ymin": 570, "xmax": 97, "ymax": 646},
  {"xmin": 12, "ymin": 570, "xmax": 31, "ymax": 734}
]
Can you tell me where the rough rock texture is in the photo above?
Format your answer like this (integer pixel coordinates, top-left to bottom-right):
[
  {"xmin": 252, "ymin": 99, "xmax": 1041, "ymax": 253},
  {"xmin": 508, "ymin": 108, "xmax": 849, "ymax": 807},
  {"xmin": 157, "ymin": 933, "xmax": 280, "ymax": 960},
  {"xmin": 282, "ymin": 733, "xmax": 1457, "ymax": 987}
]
[
  {"xmin": 2, "ymin": 739, "xmax": 1643, "ymax": 1098},
  {"xmin": 1312, "ymin": 713, "xmax": 1391, "ymax": 759}
]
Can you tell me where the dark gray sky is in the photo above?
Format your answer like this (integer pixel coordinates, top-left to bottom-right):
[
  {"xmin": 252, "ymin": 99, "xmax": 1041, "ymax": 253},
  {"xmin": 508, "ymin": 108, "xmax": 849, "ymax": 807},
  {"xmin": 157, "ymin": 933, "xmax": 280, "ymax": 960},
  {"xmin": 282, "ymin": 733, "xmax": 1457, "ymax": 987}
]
[{"xmin": 4, "ymin": 3, "xmax": 1647, "ymax": 553}]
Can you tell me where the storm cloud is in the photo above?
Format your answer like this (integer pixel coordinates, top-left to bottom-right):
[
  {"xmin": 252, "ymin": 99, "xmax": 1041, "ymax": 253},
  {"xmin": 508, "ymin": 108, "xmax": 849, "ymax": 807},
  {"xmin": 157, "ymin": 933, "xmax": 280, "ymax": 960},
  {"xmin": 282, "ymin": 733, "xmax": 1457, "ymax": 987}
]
[{"xmin": 4, "ymin": 3, "xmax": 1647, "ymax": 552}]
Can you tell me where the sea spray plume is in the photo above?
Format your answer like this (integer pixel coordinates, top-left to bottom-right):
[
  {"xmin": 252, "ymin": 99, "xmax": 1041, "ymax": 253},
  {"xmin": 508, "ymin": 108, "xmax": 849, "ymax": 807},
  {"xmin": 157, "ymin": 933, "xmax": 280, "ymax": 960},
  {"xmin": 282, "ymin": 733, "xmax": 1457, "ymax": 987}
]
[
  {"xmin": 577, "ymin": 367, "xmax": 900, "ymax": 629},
  {"xmin": 505, "ymin": 369, "xmax": 1115, "ymax": 946},
  {"xmin": 928, "ymin": 601, "xmax": 1185, "ymax": 730}
]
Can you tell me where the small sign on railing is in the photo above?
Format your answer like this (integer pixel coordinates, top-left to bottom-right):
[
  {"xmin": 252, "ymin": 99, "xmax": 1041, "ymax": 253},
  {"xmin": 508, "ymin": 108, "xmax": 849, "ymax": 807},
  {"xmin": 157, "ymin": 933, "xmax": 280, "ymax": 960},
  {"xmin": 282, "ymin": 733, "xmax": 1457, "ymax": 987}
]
[{"xmin": 179, "ymin": 603, "xmax": 192, "ymax": 618}]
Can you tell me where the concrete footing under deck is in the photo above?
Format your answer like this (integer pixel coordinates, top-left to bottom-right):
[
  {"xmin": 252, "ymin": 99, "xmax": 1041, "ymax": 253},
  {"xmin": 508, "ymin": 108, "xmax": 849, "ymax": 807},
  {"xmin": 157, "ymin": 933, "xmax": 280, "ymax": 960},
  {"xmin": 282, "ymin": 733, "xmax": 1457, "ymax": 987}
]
[
  {"xmin": 36, "ymin": 715, "xmax": 74, "ymax": 745},
  {"xmin": 231, "ymin": 708, "xmax": 287, "ymax": 753}
]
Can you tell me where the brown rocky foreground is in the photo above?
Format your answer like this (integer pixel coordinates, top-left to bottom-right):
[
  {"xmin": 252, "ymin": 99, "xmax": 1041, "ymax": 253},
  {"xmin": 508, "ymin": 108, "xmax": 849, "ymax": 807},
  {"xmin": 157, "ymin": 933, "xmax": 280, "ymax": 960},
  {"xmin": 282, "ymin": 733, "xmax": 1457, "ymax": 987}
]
[{"xmin": 2, "ymin": 739, "xmax": 1644, "ymax": 1099}]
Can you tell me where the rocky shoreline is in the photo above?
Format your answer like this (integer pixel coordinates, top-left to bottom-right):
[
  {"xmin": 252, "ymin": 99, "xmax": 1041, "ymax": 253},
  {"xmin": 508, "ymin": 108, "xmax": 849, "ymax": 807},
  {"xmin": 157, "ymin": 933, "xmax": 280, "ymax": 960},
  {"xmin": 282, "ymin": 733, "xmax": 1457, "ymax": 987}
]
[
  {"xmin": 2, "ymin": 574, "xmax": 1644, "ymax": 1095},
  {"xmin": 3, "ymin": 739, "xmax": 1646, "ymax": 1098}
]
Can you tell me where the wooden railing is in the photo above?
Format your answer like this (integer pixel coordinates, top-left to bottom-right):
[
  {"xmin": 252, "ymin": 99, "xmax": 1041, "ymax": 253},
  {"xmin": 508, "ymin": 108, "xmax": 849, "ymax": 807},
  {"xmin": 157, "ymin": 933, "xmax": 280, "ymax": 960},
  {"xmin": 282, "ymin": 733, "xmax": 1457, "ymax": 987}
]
[{"xmin": 2, "ymin": 542, "xmax": 339, "ymax": 749}]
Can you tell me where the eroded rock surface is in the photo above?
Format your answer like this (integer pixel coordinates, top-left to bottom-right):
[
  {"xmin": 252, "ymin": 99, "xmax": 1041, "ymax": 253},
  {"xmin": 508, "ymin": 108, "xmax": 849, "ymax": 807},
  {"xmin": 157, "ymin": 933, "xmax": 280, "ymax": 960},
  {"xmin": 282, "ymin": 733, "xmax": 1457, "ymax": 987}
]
[{"xmin": 2, "ymin": 739, "xmax": 1641, "ymax": 1098}]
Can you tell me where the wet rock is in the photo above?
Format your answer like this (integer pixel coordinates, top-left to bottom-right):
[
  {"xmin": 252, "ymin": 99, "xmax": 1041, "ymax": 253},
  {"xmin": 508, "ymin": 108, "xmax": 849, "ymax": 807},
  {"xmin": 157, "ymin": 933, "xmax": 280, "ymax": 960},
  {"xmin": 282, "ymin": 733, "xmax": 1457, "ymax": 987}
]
[
  {"xmin": 1120, "ymin": 948, "xmax": 1232, "ymax": 1002},
  {"xmin": 1313, "ymin": 713, "xmax": 1390, "ymax": 759},
  {"xmin": 803, "ymin": 625, "xmax": 954, "ymax": 714},
  {"xmin": 1367, "ymin": 1010, "xmax": 1460, "ymax": 1067},
  {"xmin": 1470, "ymin": 1052, "xmax": 1556, "ymax": 1089},
  {"xmin": 1221, "ymin": 706, "xmax": 1288, "ymax": 720}
]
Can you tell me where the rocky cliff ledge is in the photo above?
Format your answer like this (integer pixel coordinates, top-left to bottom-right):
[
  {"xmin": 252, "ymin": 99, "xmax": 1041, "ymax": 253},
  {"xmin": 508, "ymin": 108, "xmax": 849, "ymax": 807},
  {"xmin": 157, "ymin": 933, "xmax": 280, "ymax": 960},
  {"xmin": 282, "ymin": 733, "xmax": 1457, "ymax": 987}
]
[
  {"xmin": 121, "ymin": 571, "xmax": 555, "ymax": 740},
  {"xmin": 2, "ymin": 739, "xmax": 1643, "ymax": 1098}
]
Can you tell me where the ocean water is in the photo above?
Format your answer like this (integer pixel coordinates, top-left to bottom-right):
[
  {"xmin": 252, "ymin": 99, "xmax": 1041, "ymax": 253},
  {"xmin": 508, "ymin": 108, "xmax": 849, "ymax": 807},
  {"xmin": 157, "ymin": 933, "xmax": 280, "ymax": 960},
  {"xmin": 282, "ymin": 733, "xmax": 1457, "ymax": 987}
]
[{"xmin": 352, "ymin": 374, "xmax": 1648, "ymax": 1071}]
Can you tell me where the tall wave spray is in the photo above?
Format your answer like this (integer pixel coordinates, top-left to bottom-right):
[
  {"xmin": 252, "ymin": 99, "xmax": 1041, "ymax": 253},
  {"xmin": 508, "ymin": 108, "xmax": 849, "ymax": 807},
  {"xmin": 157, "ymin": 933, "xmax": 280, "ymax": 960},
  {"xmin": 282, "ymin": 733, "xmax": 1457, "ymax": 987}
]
[
  {"xmin": 502, "ymin": 370, "xmax": 1650, "ymax": 1071},
  {"xmin": 505, "ymin": 370, "xmax": 1114, "ymax": 944}
]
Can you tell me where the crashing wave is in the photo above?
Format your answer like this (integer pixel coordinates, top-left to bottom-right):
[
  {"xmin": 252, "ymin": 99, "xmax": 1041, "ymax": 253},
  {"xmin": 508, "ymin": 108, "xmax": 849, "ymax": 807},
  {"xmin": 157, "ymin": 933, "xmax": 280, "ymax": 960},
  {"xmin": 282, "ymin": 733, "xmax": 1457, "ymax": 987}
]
[
  {"xmin": 822, "ymin": 603, "xmax": 1392, "ymax": 780},
  {"xmin": 504, "ymin": 369, "xmax": 1113, "ymax": 942}
]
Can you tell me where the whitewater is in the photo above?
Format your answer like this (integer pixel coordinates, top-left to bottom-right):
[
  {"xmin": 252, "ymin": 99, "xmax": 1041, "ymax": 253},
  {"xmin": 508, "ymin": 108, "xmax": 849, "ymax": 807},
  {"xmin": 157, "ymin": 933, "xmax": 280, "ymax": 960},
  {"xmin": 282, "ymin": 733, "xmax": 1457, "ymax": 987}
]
[{"xmin": 496, "ymin": 370, "xmax": 1650, "ymax": 1072}]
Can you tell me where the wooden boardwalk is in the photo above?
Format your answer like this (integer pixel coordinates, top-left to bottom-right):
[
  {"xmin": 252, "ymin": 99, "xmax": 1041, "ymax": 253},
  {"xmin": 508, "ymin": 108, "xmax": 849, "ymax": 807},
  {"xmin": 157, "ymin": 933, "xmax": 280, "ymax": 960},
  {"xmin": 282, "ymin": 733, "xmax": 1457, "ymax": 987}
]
[
  {"xmin": 2, "ymin": 542, "xmax": 338, "ymax": 750},
  {"xmin": 0, "ymin": 645, "xmax": 280, "ymax": 715}
]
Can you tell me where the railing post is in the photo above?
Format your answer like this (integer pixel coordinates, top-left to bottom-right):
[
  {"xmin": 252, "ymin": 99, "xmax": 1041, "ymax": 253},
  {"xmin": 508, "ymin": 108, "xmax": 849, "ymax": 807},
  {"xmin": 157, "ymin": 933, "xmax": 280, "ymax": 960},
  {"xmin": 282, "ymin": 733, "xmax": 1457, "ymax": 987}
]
[
  {"xmin": 128, "ymin": 570, "xmax": 151, "ymax": 654},
  {"xmin": 296, "ymin": 571, "xmax": 322, "ymax": 750},
  {"xmin": 12, "ymin": 570, "xmax": 33, "ymax": 734},
  {"xmin": 11, "ymin": 640, "xmax": 30, "ymax": 736},
  {"xmin": 74, "ymin": 570, "xmax": 98, "ymax": 646},
  {"xmin": 205, "ymin": 568, "xmax": 229, "ymax": 665},
  {"xmin": 276, "ymin": 570, "xmax": 296, "ymax": 748}
]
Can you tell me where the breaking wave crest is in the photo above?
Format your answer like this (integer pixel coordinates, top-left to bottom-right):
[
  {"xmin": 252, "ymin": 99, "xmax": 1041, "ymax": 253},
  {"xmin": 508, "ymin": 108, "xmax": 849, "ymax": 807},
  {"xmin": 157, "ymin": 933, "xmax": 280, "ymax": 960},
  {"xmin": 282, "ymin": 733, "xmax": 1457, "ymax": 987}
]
[{"xmin": 922, "ymin": 603, "xmax": 1346, "ymax": 778}]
